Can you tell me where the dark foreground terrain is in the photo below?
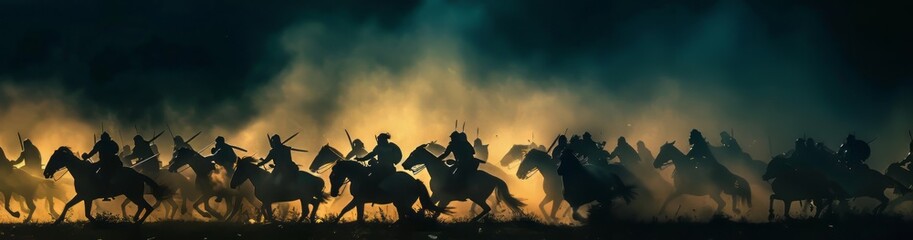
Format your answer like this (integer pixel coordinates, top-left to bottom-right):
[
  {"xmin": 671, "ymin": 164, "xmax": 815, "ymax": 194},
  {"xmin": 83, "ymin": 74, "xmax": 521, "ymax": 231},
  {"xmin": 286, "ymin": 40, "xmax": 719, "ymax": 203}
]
[{"xmin": 0, "ymin": 216, "xmax": 910, "ymax": 240}]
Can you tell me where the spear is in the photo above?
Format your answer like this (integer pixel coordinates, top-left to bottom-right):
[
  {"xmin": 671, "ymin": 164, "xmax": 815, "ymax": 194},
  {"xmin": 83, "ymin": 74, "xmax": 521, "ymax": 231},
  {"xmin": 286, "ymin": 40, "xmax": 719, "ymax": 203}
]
[
  {"xmin": 345, "ymin": 129, "xmax": 354, "ymax": 150},
  {"xmin": 130, "ymin": 153, "xmax": 160, "ymax": 169},
  {"xmin": 462, "ymin": 121, "xmax": 466, "ymax": 132},
  {"xmin": 185, "ymin": 131, "xmax": 202, "ymax": 144},
  {"xmin": 165, "ymin": 122, "xmax": 175, "ymax": 140},
  {"xmin": 283, "ymin": 131, "xmax": 300, "ymax": 144},
  {"xmin": 148, "ymin": 131, "xmax": 165, "ymax": 143},
  {"xmin": 908, "ymin": 130, "xmax": 911, "ymax": 141},
  {"xmin": 17, "ymin": 132, "xmax": 23, "ymax": 151}
]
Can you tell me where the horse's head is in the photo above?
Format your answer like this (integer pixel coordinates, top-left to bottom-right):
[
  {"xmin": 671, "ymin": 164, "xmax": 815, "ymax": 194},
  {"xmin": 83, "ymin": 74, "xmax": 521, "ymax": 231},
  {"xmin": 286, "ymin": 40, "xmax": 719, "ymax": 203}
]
[
  {"xmin": 763, "ymin": 154, "xmax": 792, "ymax": 181},
  {"xmin": 169, "ymin": 148, "xmax": 199, "ymax": 173},
  {"xmin": 425, "ymin": 141, "xmax": 446, "ymax": 156},
  {"xmin": 517, "ymin": 149, "xmax": 548, "ymax": 179},
  {"xmin": 45, "ymin": 146, "xmax": 77, "ymax": 179},
  {"xmin": 329, "ymin": 161, "xmax": 362, "ymax": 197},
  {"xmin": 231, "ymin": 157, "xmax": 258, "ymax": 188},
  {"xmin": 653, "ymin": 141, "xmax": 679, "ymax": 169},
  {"xmin": 310, "ymin": 144, "xmax": 343, "ymax": 173},
  {"xmin": 500, "ymin": 145, "xmax": 528, "ymax": 167},
  {"xmin": 403, "ymin": 144, "xmax": 434, "ymax": 173}
]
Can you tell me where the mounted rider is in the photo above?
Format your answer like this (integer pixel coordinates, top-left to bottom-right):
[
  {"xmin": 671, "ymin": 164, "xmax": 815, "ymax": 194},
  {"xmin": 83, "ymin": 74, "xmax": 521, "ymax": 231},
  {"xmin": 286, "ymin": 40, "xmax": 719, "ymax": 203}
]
[
  {"xmin": 211, "ymin": 136, "xmax": 246, "ymax": 175},
  {"xmin": 259, "ymin": 134, "xmax": 304, "ymax": 185},
  {"xmin": 345, "ymin": 139, "xmax": 369, "ymax": 160},
  {"xmin": 437, "ymin": 131, "xmax": 478, "ymax": 192},
  {"xmin": 0, "ymin": 147, "xmax": 17, "ymax": 174},
  {"xmin": 551, "ymin": 135, "xmax": 569, "ymax": 162},
  {"xmin": 356, "ymin": 133, "xmax": 402, "ymax": 183},
  {"xmin": 719, "ymin": 131, "xmax": 743, "ymax": 154},
  {"xmin": 172, "ymin": 136, "xmax": 194, "ymax": 152},
  {"xmin": 838, "ymin": 134, "xmax": 870, "ymax": 170},
  {"xmin": 609, "ymin": 136, "xmax": 641, "ymax": 166},
  {"xmin": 83, "ymin": 132, "xmax": 122, "ymax": 188},
  {"xmin": 13, "ymin": 139, "xmax": 42, "ymax": 176},
  {"xmin": 119, "ymin": 145, "xmax": 133, "ymax": 166},
  {"xmin": 123, "ymin": 133, "xmax": 163, "ymax": 176},
  {"xmin": 473, "ymin": 136, "xmax": 489, "ymax": 162}
]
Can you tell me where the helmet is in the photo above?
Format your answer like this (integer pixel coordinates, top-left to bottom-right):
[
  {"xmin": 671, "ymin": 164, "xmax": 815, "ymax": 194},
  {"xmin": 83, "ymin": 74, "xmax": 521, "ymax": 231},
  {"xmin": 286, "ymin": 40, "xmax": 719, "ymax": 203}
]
[
  {"xmin": 134, "ymin": 135, "xmax": 145, "ymax": 142},
  {"xmin": 100, "ymin": 132, "xmax": 111, "ymax": 141},
  {"xmin": 377, "ymin": 133, "xmax": 391, "ymax": 140},
  {"xmin": 449, "ymin": 131, "xmax": 461, "ymax": 139},
  {"xmin": 215, "ymin": 136, "xmax": 225, "ymax": 143},
  {"xmin": 353, "ymin": 139, "xmax": 364, "ymax": 148},
  {"xmin": 618, "ymin": 136, "xmax": 627, "ymax": 144},
  {"xmin": 583, "ymin": 132, "xmax": 592, "ymax": 139}
]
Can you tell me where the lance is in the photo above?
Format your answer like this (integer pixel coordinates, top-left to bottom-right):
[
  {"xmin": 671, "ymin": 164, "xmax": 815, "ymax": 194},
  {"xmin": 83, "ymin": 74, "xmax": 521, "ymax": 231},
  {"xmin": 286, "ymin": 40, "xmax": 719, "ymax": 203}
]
[
  {"xmin": 563, "ymin": 128, "xmax": 569, "ymax": 136},
  {"xmin": 148, "ymin": 131, "xmax": 165, "ymax": 143},
  {"xmin": 283, "ymin": 131, "xmax": 300, "ymax": 144},
  {"xmin": 185, "ymin": 131, "xmax": 202, "ymax": 144},
  {"xmin": 454, "ymin": 120, "xmax": 458, "ymax": 131},
  {"xmin": 93, "ymin": 134, "xmax": 97, "ymax": 145},
  {"xmin": 345, "ymin": 129, "xmax": 354, "ymax": 149},
  {"xmin": 546, "ymin": 134, "xmax": 561, "ymax": 154},
  {"xmin": 165, "ymin": 122, "xmax": 175, "ymax": 140},
  {"xmin": 462, "ymin": 122, "xmax": 466, "ymax": 132},
  {"xmin": 101, "ymin": 121, "xmax": 105, "ymax": 133},
  {"xmin": 134, "ymin": 125, "xmax": 139, "ymax": 136},
  {"xmin": 130, "ymin": 153, "xmax": 160, "ymax": 169},
  {"xmin": 476, "ymin": 128, "xmax": 479, "ymax": 139},
  {"xmin": 17, "ymin": 132, "xmax": 24, "ymax": 151},
  {"xmin": 908, "ymin": 130, "xmax": 911, "ymax": 141},
  {"xmin": 231, "ymin": 145, "xmax": 249, "ymax": 152}
]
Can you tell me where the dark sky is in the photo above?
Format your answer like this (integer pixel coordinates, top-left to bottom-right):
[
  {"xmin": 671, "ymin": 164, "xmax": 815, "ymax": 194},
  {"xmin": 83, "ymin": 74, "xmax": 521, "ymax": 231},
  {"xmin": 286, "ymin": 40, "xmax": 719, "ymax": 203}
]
[{"xmin": 0, "ymin": 0, "xmax": 910, "ymax": 133}]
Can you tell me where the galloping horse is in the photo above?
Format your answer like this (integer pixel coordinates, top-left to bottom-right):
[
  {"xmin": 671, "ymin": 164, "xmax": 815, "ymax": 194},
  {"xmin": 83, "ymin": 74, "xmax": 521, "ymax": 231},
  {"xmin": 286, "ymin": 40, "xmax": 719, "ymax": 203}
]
[
  {"xmin": 652, "ymin": 142, "xmax": 752, "ymax": 215},
  {"xmin": 328, "ymin": 160, "xmax": 449, "ymax": 222},
  {"xmin": 557, "ymin": 148, "xmax": 636, "ymax": 222},
  {"xmin": 517, "ymin": 149, "xmax": 566, "ymax": 221},
  {"xmin": 0, "ymin": 168, "xmax": 49, "ymax": 222},
  {"xmin": 120, "ymin": 166, "xmax": 196, "ymax": 220},
  {"xmin": 169, "ymin": 148, "xmax": 258, "ymax": 220},
  {"xmin": 231, "ymin": 157, "xmax": 329, "ymax": 222},
  {"xmin": 45, "ymin": 147, "xmax": 168, "ymax": 224},
  {"xmin": 402, "ymin": 145, "xmax": 525, "ymax": 222},
  {"xmin": 763, "ymin": 155, "xmax": 841, "ymax": 220}
]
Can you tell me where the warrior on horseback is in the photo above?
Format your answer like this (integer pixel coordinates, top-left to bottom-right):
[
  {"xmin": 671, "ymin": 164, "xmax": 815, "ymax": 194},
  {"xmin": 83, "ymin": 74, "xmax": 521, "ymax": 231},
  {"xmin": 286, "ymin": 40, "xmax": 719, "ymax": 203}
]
[
  {"xmin": 355, "ymin": 133, "xmax": 401, "ymax": 183},
  {"xmin": 838, "ymin": 134, "xmax": 871, "ymax": 170},
  {"xmin": 82, "ymin": 132, "xmax": 122, "ymax": 185},
  {"xmin": 609, "ymin": 136, "xmax": 641, "ymax": 166},
  {"xmin": 123, "ymin": 132, "xmax": 164, "ymax": 176},
  {"xmin": 259, "ymin": 134, "xmax": 304, "ymax": 185},
  {"xmin": 211, "ymin": 136, "xmax": 246, "ymax": 175},
  {"xmin": 12, "ymin": 138, "xmax": 42, "ymax": 176},
  {"xmin": 437, "ymin": 131, "xmax": 477, "ymax": 192}
]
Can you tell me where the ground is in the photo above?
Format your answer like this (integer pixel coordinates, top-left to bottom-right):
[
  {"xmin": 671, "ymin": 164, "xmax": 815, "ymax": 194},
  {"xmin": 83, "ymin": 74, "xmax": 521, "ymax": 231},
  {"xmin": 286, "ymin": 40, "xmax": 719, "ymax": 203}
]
[{"xmin": 0, "ymin": 215, "xmax": 910, "ymax": 240}]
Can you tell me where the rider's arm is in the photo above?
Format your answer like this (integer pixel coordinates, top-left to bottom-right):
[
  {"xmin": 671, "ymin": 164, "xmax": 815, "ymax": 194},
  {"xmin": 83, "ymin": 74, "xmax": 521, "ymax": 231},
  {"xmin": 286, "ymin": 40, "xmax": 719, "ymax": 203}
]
[
  {"xmin": 84, "ymin": 144, "xmax": 100, "ymax": 159},
  {"xmin": 11, "ymin": 152, "xmax": 25, "ymax": 165},
  {"xmin": 258, "ymin": 151, "xmax": 275, "ymax": 166},
  {"xmin": 437, "ymin": 145, "xmax": 452, "ymax": 160},
  {"xmin": 357, "ymin": 150, "xmax": 376, "ymax": 161},
  {"xmin": 345, "ymin": 151, "xmax": 357, "ymax": 160}
]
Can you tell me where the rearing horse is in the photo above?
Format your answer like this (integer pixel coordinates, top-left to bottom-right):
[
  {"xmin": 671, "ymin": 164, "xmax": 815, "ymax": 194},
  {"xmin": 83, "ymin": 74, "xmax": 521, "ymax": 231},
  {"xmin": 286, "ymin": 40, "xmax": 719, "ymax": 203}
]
[
  {"xmin": 402, "ymin": 145, "xmax": 525, "ymax": 222},
  {"xmin": 653, "ymin": 142, "xmax": 752, "ymax": 215},
  {"xmin": 45, "ymin": 147, "xmax": 167, "ymax": 224}
]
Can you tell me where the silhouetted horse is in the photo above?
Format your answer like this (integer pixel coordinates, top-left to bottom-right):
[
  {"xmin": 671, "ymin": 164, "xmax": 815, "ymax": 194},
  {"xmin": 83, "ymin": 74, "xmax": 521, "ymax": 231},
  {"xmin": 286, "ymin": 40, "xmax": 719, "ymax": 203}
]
[
  {"xmin": 403, "ymin": 145, "xmax": 525, "ymax": 221},
  {"xmin": 328, "ymin": 160, "xmax": 448, "ymax": 222},
  {"xmin": 169, "ymin": 148, "xmax": 259, "ymax": 221},
  {"xmin": 653, "ymin": 142, "xmax": 752, "ymax": 215},
  {"xmin": 0, "ymin": 168, "xmax": 50, "ymax": 222},
  {"xmin": 120, "ymin": 167, "xmax": 196, "ymax": 220},
  {"xmin": 763, "ymin": 155, "xmax": 841, "ymax": 220},
  {"xmin": 557, "ymin": 148, "xmax": 636, "ymax": 221},
  {"xmin": 231, "ymin": 157, "xmax": 329, "ymax": 222},
  {"xmin": 819, "ymin": 161, "xmax": 909, "ymax": 214},
  {"xmin": 309, "ymin": 144, "xmax": 356, "ymax": 212},
  {"xmin": 885, "ymin": 160, "xmax": 913, "ymax": 211},
  {"xmin": 10, "ymin": 178, "xmax": 69, "ymax": 219},
  {"xmin": 517, "ymin": 149, "xmax": 567, "ymax": 222},
  {"xmin": 45, "ymin": 147, "xmax": 167, "ymax": 224}
]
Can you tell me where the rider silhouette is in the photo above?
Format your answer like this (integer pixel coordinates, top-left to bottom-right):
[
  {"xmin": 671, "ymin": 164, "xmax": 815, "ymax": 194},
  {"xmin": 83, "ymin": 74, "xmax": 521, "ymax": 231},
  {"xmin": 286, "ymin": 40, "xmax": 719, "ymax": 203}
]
[
  {"xmin": 437, "ymin": 131, "xmax": 476, "ymax": 192},
  {"xmin": 119, "ymin": 145, "xmax": 133, "ymax": 166},
  {"xmin": 838, "ymin": 134, "xmax": 870, "ymax": 169},
  {"xmin": 173, "ymin": 136, "xmax": 194, "ymax": 152},
  {"xmin": 636, "ymin": 140, "xmax": 655, "ymax": 164},
  {"xmin": 345, "ymin": 139, "xmax": 369, "ymax": 160},
  {"xmin": 356, "ymin": 133, "xmax": 401, "ymax": 183},
  {"xmin": 609, "ymin": 136, "xmax": 641, "ymax": 166},
  {"xmin": 83, "ymin": 132, "xmax": 122, "ymax": 200},
  {"xmin": 0, "ymin": 147, "xmax": 17, "ymax": 174},
  {"xmin": 123, "ymin": 135, "xmax": 160, "ymax": 176},
  {"xmin": 13, "ymin": 139, "xmax": 42, "ymax": 176},
  {"xmin": 211, "ymin": 136, "xmax": 243, "ymax": 175},
  {"xmin": 719, "ymin": 131, "xmax": 743, "ymax": 153},
  {"xmin": 551, "ymin": 135, "xmax": 569, "ymax": 162},
  {"xmin": 259, "ymin": 135, "xmax": 300, "ymax": 185}
]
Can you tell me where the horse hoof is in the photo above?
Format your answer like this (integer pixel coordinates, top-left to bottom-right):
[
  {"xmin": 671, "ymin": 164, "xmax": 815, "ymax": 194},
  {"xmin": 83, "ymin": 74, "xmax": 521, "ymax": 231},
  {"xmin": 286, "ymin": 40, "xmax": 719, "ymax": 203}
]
[
  {"xmin": 10, "ymin": 212, "xmax": 20, "ymax": 218},
  {"xmin": 199, "ymin": 212, "xmax": 212, "ymax": 218},
  {"xmin": 733, "ymin": 209, "xmax": 742, "ymax": 214}
]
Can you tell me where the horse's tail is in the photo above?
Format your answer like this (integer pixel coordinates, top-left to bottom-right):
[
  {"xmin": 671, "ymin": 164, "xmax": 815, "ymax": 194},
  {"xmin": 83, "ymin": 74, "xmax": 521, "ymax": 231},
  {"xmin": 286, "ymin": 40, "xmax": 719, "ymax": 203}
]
[
  {"xmin": 414, "ymin": 179, "xmax": 452, "ymax": 214},
  {"xmin": 139, "ymin": 173, "xmax": 171, "ymax": 200},
  {"xmin": 727, "ymin": 175, "xmax": 752, "ymax": 209},
  {"xmin": 493, "ymin": 176, "xmax": 526, "ymax": 213}
]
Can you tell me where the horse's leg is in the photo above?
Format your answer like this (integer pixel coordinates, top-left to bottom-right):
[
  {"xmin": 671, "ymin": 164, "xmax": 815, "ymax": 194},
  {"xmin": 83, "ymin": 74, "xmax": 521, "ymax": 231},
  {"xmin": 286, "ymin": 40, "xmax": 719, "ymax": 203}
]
[
  {"xmin": 657, "ymin": 191, "xmax": 682, "ymax": 215},
  {"xmin": 84, "ymin": 199, "xmax": 96, "ymax": 222},
  {"xmin": 309, "ymin": 199, "xmax": 320, "ymax": 222},
  {"xmin": 356, "ymin": 203, "xmax": 365, "ymax": 223},
  {"xmin": 23, "ymin": 196, "xmax": 36, "ymax": 223},
  {"xmin": 3, "ymin": 192, "xmax": 20, "ymax": 218},
  {"xmin": 538, "ymin": 195, "xmax": 549, "ymax": 220},
  {"xmin": 203, "ymin": 195, "xmax": 224, "ymax": 220},
  {"xmin": 263, "ymin": 201, "xmax": 275, "ymax": 222},
  {"xmin": 710, "ymin": 192, "xmax": 726, "ymax": 214},
  {"xmin": 54, "ymin": 195, "xmax": 82, "ymax": 224},
  {"xmin": 571, "ymin": 205, "xmax": 584, "ymax": 222},
  {"xmin": 470, "ymin": 199, "xmax": 491, "ymax": 222},
  {"xmin": 130, "ymin": 195, "xmax": 155, "ymax": 223},
  {"xmin": 298, "ymin": 199, "xmax": 309, "ymax": 222},
  {"xmin": 783, "ymin": 200, "xmax": 793, "ymax": 219},
  {"xmin": 873, "ymin": 193, "xmax": 890, "ymax": 215},
  {"xmin": 768, "ymin": 194, "xmax": 777, "ymax": 222},
  {"xmin": 47, "ymin": 195, "xmax": 59, "ymax": 219},
  {"xmin": 120, "ymin": 198, "xmax": 131, "ymax": 218},
  {"xmin": 730, "ymin": 193, "xmax": 741, "ymax": 214},
  {"xmin": 549, "ymin": 197, "xmax": 563, "ymax": 222},
  {"xmin": 166, "ymin": 198, "xmax": 178, "ymax": 219},
  {"xmin": 337, "ymin": 199, "xmax": 360, "ymax": 223},
  {"xmin": 192, "ymin": 195, "xmax": 212, "ymax": 218},
  {"xmin": 224, "ymin": 195, "xmax": 243, "ymax": 221}
]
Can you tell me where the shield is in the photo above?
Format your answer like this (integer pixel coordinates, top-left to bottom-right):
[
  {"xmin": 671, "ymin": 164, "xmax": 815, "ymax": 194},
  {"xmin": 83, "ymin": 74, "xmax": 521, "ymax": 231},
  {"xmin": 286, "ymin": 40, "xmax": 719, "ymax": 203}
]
[{"xmin": 389, "ymin": 142, "xmax": 403, "ymax": 164}]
